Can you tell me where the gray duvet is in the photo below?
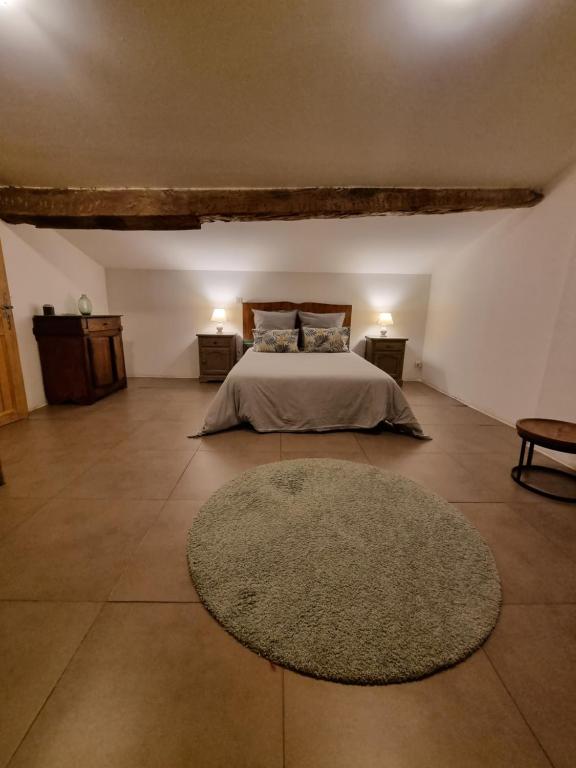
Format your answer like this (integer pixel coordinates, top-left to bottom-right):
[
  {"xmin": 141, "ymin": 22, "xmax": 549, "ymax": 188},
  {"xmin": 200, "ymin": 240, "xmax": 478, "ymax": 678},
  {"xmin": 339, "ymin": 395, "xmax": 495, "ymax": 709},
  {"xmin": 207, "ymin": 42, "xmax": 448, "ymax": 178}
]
[{"xmin": 195, "ymin": 349, "xmax": 425, "ymax": 437}]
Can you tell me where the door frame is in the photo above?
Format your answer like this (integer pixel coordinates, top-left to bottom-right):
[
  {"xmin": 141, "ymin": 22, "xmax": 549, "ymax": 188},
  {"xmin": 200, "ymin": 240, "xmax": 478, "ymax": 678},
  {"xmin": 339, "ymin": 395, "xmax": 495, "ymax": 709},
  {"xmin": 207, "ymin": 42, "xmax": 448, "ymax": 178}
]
[{"xmin": 0, "ymin": 237, "xmax": 28, "ymax": 426}]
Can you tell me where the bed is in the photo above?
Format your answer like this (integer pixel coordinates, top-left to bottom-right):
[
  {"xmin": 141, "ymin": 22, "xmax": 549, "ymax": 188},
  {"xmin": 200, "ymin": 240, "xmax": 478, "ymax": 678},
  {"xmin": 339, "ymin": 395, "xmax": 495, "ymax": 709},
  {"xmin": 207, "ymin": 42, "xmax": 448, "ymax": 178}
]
[{"xmin": 195, "ymin": 301, "xmax": 424, "ymax": 437}]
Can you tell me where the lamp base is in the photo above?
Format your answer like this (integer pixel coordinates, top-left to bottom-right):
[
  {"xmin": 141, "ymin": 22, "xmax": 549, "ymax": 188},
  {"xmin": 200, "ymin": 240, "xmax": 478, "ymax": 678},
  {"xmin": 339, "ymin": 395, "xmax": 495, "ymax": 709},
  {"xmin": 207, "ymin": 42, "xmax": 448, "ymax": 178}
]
[
  {"xmin": 379, "ymin": 328, "xmax": 388, "ymax": 337},
  {"xmin": 216, "ymin": 325, "xmax": 224, "ymax": 334}
]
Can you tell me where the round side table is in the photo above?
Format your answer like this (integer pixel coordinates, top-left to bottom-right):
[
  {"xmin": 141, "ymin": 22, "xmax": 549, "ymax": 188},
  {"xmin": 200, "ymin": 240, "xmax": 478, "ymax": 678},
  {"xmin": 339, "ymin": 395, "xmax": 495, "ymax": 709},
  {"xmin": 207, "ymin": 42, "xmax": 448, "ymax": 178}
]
[{"xmin": 511, "ymin": 418, "xmax": 576, "ymax": 503}]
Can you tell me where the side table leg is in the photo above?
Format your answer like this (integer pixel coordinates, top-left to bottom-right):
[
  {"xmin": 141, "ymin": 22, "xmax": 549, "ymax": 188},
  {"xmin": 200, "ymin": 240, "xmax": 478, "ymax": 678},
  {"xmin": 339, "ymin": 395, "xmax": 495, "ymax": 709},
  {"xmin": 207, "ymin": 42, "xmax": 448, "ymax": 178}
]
[
  {"xmin": 516, "ymin": 438, "xmax": 527, "ymax": 480},
  {"xmin": 526, "ymin": 441, "xmax": 535, "ymax": 468}
]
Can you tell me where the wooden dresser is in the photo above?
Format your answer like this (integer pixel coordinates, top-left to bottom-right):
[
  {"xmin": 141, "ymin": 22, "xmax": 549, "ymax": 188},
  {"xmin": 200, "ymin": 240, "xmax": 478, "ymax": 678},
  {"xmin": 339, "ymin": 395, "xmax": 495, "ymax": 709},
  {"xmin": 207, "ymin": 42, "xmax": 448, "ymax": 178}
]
[
  {"xmin": 197, "ymin": 334, "xmax": 237, "ymax": 382},
  {"xmin": 33, "ymin": 315, "xmax": 127, "ymax": 404},
  {"xmin": 365, "ymin": 337, "xmax": 408, "ymax": 386}
]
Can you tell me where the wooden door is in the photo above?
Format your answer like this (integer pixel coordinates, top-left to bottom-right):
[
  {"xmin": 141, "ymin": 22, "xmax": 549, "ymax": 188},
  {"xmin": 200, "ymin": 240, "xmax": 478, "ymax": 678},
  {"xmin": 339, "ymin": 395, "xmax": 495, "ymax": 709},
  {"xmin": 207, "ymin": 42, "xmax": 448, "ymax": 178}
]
[
  {"xmin": 111, "ymin": 334, "xmax": 126, "ymax": 381},
  {"xmin": 0, "ymin": 240, "xmax": 28, "ymax": 427},
  {"xmin": 88, "ymin": 336, "xmax": 115, "ymax": 388}
]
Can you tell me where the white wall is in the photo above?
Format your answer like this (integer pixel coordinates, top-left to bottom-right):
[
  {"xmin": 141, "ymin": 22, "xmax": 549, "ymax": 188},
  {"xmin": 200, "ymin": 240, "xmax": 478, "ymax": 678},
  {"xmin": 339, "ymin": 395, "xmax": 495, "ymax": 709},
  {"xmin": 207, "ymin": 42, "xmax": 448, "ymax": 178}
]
[
  {"xmin": 423, "ymin": 165, "xmax": 576, "ymax": 467},
  {"xmin": 1, "ymin": 223, "xmax": 109, "ymax": 410},
  {"xmin": 106, "ymin": 269, "xmax": 430, "ymax": 381}
]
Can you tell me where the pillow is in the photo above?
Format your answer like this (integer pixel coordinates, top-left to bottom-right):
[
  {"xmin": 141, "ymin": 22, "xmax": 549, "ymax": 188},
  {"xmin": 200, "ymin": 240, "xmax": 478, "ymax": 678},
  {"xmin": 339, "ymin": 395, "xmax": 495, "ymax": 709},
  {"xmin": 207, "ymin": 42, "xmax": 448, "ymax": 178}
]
[
  {"xmin": 252, "ymin": 309, "xmax": 298, "ymax": 330},
  {"xmin": 298, "ymin": 310, "xmax": 345, "ymax": 328},
  {"xmin": 253, "ymin": 329, "xmax": 299, "ymax": 353},
  {"xmin": 302, "ymin": 327, "xmax": 350, "ymax": 353}
]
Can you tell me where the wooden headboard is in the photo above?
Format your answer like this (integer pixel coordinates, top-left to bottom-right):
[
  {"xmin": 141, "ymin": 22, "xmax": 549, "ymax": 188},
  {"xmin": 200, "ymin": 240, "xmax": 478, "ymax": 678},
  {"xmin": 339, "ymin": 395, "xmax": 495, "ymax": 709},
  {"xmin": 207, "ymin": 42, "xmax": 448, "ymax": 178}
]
[{"xmin": 242, "ymin": 301, "xmax": 352, "ymax": 341}]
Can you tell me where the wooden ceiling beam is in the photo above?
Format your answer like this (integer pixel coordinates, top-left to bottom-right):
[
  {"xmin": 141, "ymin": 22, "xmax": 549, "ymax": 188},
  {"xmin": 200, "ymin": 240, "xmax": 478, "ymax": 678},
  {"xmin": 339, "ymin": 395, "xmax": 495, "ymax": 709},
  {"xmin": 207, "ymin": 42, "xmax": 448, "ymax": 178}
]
[
  {"xmin": 0, "ymin": 213, "xmax": 202, "ymax": 230},
  {"xmin": 0, "ymin": 186, "xmax": 543, "ymax": 230}
]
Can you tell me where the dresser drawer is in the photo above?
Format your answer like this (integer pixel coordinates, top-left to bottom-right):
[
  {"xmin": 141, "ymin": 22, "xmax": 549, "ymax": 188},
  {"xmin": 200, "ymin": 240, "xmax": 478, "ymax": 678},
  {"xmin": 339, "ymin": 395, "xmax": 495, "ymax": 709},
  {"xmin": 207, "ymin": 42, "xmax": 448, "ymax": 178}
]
[{"xmin": 85, "ymin": 317, "xmax": 121, "ymax": 333}]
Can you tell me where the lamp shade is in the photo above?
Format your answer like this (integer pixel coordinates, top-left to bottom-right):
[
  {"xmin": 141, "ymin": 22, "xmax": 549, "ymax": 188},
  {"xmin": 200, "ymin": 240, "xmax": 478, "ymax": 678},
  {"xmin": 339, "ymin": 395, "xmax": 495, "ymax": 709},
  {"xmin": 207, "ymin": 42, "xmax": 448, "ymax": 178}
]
[
  {"xmin": 210, "ymin": 308, "xmax": 227, "ymax": 323},
  {"xmin": 378, "ymin": 312, "xmax": 393, "ymax": 327}
]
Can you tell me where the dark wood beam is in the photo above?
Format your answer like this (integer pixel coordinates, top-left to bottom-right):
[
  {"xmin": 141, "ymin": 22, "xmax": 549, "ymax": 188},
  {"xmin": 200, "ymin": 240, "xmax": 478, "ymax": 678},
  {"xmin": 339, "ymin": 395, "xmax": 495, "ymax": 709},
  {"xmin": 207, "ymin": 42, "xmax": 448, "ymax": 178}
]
[
  {"xmin": 0, "ymin": 186, "xmax": 543, "ymax": 230},
  {"xmin": 0, "ymin": 214, "xmax": 201, "ymax": 230}
]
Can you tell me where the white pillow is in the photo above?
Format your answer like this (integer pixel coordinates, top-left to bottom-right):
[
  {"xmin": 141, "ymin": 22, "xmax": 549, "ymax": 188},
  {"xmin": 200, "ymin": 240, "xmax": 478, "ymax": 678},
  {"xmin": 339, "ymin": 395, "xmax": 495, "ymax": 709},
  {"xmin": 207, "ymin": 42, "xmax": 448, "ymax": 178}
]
[
  {"xmin": 252, "ymin": 309, "xmax": 298, "ymax": 330},
  {"xmin": 298, "ymin": 311, "xmax": 345, "ymax": 328}
]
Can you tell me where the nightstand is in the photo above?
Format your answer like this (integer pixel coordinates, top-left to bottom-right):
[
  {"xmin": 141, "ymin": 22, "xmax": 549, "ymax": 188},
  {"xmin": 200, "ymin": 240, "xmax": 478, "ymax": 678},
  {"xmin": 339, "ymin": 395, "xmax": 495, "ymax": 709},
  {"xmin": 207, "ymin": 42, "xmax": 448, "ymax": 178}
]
[
  {"xmin": 197, "ymin": 334, "xmax": 237, "ymax": 382},
  {"xmin": 365, "ymin": 337, "xmax": 408, "ymax": 386}
]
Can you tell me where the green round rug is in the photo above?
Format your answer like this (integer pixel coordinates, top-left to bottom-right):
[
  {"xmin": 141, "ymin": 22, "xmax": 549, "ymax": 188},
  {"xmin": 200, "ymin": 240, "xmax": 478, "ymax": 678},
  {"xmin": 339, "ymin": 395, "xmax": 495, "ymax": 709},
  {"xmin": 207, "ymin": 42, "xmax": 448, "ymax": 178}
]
[{"xmin": 187, "ymin": 459, "xmax": 501, "ymax": 685}]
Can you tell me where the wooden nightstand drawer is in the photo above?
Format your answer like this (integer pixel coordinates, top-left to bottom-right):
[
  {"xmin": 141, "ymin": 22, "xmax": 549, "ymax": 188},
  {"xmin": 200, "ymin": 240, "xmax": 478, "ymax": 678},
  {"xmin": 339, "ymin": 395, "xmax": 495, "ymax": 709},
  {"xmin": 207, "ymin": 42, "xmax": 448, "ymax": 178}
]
[
  {"xmin": 200, "ymin": 336, "xmax": 233, "ymax": 348},
  {"xmin": 370, "ymin": 340, "xmax": 404, "ymax": 351}
]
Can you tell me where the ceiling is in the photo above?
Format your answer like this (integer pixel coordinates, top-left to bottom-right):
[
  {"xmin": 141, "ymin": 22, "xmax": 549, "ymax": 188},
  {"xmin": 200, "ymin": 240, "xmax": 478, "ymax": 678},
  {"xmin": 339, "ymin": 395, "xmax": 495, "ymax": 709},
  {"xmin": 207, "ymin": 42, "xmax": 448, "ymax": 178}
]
[
  {"xmin": 58, "ymin": 211, "xmax": 511, "ymax": 273},
  {"xmin": 1, "ymin": 0, "xmax": 576, "ymax": 189}
]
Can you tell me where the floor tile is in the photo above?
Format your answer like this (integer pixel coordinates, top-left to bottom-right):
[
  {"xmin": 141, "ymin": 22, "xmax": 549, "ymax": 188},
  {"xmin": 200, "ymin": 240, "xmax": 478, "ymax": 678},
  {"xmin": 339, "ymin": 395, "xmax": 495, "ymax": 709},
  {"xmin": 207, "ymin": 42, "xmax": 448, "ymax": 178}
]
[
  {"xmin": 418, "ymin": 424, "xmax": 519, "ymax": 455},
  {"xmin": 3, "ymin": 417, "xmax": 140, "ymax": 457},
  {"xmin": 170, "ymin": 449, "xmax": 281, "ymax": 501},
  {"xmin": 0, "ymin": 499, "xmax": 47, "ymax": 541},
  {"xmin": 27, "ymin": 404, "xmax": 92, "ymax": 421},
  {"xmin": 0, "ymin": 421, "xmax": 85, "ymax": 465},
  {"xmin": 369, "ymin": 453, "xmax": 495, "ymax": 502},
  {"xmin": 402, "ymin": 382, "xmax": 461, "ymax": 407},
  {"xmin": 59, "ymin": 450, "xmax": 194, "ymax": 500},
  {"xmin": 197, "ymin": 427, "xmax": 281, "ymax": 452},
  {"xmin": 0, "ymin": 601, "xmax": 101, "ymax": 768},
  {"xmin": 8, "ymin": 603, "xmax": 283, "ymax": 768},
  {"xmin": 356, "ymin": 430, "xmax": 443, "ymax": 458},
  {"xmin": 485, "ymin": 605, "xmax": 576, "ymax": 768},
  {"xmin": 458, "ymin": 503, "xmax": 576, "ymax": 603},
  {"xmin": 281, "ymin": 432, "xmax": 367, "ymax": 456},
  {"xmin": 453, "ymin": 452, "xmax": 566, "ymax": 503},
  {"xmin": 154, "ymin": 401, "xmax": 216, "ymax": 421},
  {"xmin": 511, "ymin": 501, "xmax": 576, "ymax": 562},
  {"xmin": 110, "ymin": 501, "xmax": 201, "ymax": 602},
  {"xmin": 0, "ymin": 499, "xmax": 162, "ymax": 600},
  {"xmin": 114, "ymin": 420, "xmax": 203, "ymax": 452},
  {"xmin": 280, "ymin": 432, "xmax": 361, "ymax": 454},
  {"xmin": 280, "ymin": 450, "xmax": 369, "ymax": 462},
  {"xmin": 284, "ymin": 651, "xmax": 550, "ymax": 768},
  {"xmin": 413, "ymin": 404, "xmax": 502, "ymax": 426},
  {"xmin": 83, "ymin": 399, "xmax": 166, "ymax": 421},
  {"xmin": 0, "ymin": 452, "xmax": 102, "ymax": 499}
]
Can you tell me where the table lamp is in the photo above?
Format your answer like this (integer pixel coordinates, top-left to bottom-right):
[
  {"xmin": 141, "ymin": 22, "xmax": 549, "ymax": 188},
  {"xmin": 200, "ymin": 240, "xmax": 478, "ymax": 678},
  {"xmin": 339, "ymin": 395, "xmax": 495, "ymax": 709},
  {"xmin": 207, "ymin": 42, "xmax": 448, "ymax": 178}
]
[
  {"xmin": 211, "ymin": 308, "xmax": 226, "ymax": 334},
  {"xmin": 378, "ymin": 312, "xmax": 393, "ymax": 337}
]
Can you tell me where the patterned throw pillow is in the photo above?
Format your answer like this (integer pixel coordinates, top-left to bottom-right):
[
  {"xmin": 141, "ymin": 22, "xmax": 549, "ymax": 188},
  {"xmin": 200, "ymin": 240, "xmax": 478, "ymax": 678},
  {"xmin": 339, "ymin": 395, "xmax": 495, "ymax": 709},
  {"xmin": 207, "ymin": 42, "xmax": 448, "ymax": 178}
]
[
  {"xmin": 302, "ymin": 327, "xmax": 350, "ymax": 353},
  {"xmin": 253, "ymin": 329, "xmax": 299, "ymax": 353}
]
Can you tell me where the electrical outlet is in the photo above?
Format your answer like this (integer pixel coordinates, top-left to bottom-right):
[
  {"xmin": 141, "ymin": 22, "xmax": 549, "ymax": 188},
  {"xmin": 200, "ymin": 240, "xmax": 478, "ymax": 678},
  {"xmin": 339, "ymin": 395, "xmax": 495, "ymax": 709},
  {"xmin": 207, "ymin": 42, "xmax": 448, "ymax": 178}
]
[{"xmin": 415, "ymin": 360, "xmax": 423, "ymax": 369}]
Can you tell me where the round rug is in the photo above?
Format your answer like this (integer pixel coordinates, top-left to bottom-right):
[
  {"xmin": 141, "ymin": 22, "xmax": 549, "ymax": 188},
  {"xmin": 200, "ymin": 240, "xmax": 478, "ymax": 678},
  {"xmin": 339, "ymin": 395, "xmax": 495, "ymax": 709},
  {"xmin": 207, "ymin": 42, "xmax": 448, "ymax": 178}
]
[{"xmin": 187, "ymin": 459, "xmax": 501, "ymax": 685}]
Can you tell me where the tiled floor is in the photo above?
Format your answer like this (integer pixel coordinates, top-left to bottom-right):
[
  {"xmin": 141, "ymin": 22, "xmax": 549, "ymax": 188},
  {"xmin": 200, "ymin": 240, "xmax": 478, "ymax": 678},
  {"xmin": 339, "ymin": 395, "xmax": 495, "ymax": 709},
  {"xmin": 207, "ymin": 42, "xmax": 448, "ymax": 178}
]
[{"xmin": 0, "ymin": 378, "xmax": 575, "ymax": 768}]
